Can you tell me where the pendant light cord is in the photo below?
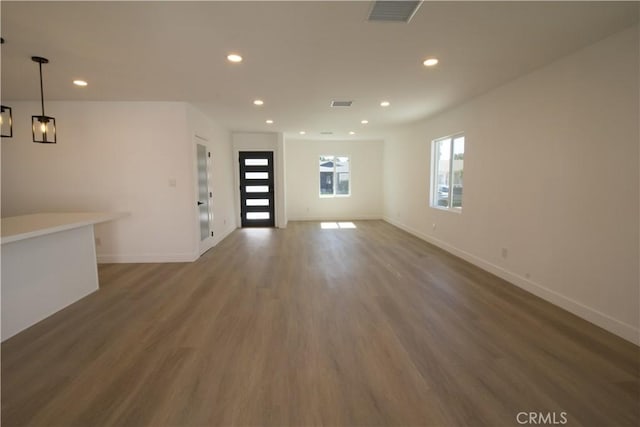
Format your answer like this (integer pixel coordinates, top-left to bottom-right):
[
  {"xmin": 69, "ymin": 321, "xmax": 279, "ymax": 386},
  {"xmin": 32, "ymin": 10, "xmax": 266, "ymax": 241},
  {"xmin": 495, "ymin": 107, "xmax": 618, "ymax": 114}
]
[{"xmin": 39, "ymin": 61, "xmax": 45, "ymax": 117}]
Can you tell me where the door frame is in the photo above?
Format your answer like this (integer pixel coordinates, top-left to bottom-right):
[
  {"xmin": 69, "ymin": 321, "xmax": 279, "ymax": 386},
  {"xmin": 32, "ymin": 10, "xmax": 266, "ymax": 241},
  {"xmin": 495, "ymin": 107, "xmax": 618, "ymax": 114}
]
[
  {"xmin": 193, "ymin": 134, "xmax": 215, "ymax": 255},
  {"xmin": 232, "ymin": 133, "xmax": 292, "ymax": 229}
]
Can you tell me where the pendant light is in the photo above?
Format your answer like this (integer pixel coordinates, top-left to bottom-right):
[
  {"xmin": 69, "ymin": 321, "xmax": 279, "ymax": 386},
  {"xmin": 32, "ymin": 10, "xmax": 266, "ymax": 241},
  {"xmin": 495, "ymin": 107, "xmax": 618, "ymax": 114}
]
[
  {"xmin": 31, "ymin": 56, "xmax": 56, "ymax": 144},
  {"xmin": 0, "ymin": 105, "xmax": 12, "ymax": 138},
  {"xmin": 0, "ymin": 38, "xmax": 12, "ymax": 138}
]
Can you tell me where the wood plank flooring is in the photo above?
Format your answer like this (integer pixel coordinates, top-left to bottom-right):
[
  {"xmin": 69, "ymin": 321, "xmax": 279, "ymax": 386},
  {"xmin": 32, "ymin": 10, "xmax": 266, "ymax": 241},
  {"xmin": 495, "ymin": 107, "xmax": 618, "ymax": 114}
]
[{"xmin": 2, "ymin": 220, "xmax": 638, "ymax": 426}]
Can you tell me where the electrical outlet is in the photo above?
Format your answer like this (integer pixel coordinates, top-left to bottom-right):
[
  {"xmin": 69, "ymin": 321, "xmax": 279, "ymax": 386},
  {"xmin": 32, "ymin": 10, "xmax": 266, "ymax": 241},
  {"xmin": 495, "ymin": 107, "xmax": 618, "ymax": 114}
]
[
  {"xmin": 432, "ymin": 223, "xmax": 436, "ymax": 230},
  {"xmin": 501, "ymin": 248, "xmax": 508, "ymax": 258},
  {"xmin": 95, "ymin": 237, "xmax": 101, "ymax": 246}
]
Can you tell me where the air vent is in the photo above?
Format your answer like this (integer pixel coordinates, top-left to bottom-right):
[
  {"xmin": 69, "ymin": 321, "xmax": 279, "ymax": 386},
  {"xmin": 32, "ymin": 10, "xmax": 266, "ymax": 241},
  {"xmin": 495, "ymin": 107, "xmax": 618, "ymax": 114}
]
[
  {"xmin": 331, "ymin": 100, "xmax": 353, "ymax": 107},
  {"xmin": 320, "ymin": 131, "xmax": 334, "ymax": 135},
  {"xmin": 368, "ymin": 1, "xmax": 422, "ymax": 23}
]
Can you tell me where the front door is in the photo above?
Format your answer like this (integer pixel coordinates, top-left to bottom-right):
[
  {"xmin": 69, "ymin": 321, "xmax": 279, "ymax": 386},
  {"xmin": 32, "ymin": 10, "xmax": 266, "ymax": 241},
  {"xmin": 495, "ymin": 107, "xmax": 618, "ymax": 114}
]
[{"xmin": 239, "ymin": 151, "xmax": 275, "ymax": 227}]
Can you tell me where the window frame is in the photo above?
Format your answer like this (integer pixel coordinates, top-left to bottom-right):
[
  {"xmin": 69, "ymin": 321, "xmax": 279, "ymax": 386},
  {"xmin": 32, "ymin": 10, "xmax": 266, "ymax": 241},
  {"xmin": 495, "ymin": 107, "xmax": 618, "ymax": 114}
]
[
  {"xmin": 430, "ymin": 133, "xmax": 464, "ymax": 212},
  {"xmin": 319, "ymin": 155, "xmax": 351, "ymax": 198}
]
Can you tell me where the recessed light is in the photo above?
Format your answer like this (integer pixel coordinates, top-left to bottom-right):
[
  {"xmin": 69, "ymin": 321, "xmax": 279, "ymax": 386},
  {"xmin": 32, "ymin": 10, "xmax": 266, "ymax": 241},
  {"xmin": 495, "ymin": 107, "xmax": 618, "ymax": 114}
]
[
  {"xmin": 266, "ymin": 119, "xmax": 274, "ymax": 124},
  {"xmin": 73, "ymin": 80, "xmax": 88, "ymax": 87},
  {"xmin": 299, "ymin": 131, "xmax": 306, "ymax": 135},
  {"xmin": 253, "ymin": 99, "xmax": 264, "ymax": 106},
  {"xmin": 423, "ymin": 58, "xmax": 439, "ymax": 67},
  {"xmin": 380, "ymin": 101, "xmax": 390, "ymax": 107},
  {"xmin": 361, "ymin": 120, "xmax": 369, "ymax": 124},
  {"xmin": 227, "ymin": 53, "xmax": 243, "ymax": 63},
  {"xmin": 349, "ymin": 131, "xmax": 355, "ymax": 135}
]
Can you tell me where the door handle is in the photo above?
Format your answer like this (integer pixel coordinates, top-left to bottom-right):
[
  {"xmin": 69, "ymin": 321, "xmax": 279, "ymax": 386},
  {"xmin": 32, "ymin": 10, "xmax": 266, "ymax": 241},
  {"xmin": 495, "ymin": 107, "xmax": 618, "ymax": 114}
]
[{"xmin": 197, "ymin": 201, "xmax": 205, "ymax": 206}]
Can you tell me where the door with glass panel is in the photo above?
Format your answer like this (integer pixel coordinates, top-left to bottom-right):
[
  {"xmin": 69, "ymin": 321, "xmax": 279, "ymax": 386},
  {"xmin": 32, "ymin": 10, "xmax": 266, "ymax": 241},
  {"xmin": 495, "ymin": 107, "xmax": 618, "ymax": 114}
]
[
  {"xmin": 239, "ymin": 151, "xmax": 275, "ymax": 227},
  {"xmin": 196, "ymin": 143, "xmax": 212, "ymax": 240}
]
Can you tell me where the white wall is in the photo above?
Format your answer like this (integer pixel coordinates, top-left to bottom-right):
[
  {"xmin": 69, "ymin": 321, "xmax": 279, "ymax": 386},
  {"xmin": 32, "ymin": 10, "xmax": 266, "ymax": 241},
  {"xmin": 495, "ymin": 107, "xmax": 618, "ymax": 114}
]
[
  {"xmin": 286, "ymin": 139, "xmax": 384, "ymax": 221},
  {"xmin": 1, "ymin": 101, "xmax": 235, "ymax": 263},
  {"xmin": 186, "ymin": 104, "xmax": 237, "ymax": 254},
  {"xmin": 232, "ymin": 132, "xmax": 287, "ymax": 228},
  {"xmin": 383, "ymin": 26, "xmax": 640, "ymax": 344}
]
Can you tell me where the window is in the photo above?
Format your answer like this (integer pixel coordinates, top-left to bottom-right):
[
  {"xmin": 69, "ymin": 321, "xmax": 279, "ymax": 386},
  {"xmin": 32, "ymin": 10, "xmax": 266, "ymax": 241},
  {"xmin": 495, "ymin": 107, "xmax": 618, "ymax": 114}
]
[
  {"xmin": 431, "ymin": 134, "xmax": 464, "ymax": 210},
  {"xmin": 319, "ymin": 156, "xmax": 350, "ymax": 197}
]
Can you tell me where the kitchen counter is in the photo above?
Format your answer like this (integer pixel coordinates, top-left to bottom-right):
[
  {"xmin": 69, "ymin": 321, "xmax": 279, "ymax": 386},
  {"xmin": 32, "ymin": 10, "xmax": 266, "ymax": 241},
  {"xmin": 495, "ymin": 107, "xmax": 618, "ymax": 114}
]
[{"xmin": 1, "ymin": 212, "xmax": 127, "ymax": 340}]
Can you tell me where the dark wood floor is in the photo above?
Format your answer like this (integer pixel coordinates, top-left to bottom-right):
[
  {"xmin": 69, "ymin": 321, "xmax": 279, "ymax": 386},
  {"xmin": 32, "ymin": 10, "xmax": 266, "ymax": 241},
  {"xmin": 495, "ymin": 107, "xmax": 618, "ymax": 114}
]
[{"xmin": 2, "ymin": 221, "xmax": 638, "ymax": 426}]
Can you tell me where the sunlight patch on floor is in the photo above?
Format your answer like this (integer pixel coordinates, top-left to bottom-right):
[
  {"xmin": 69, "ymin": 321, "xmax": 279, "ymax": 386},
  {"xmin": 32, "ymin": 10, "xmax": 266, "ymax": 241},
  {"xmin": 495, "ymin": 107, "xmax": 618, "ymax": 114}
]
[{"xmin": 321, "ymin": 222, "xmax": 357, "ymax": 229}]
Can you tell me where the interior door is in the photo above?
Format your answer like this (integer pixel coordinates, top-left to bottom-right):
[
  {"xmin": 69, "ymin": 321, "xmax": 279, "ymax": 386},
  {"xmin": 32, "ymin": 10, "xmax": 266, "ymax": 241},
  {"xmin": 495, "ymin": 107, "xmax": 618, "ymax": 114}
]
[
  {"xmin": 197, "ymin": 144, "xmax": 212, "ymax": 240},
  {"xmin": 239, "ymin": 151, "xmax": 275, "ymax": 227}
]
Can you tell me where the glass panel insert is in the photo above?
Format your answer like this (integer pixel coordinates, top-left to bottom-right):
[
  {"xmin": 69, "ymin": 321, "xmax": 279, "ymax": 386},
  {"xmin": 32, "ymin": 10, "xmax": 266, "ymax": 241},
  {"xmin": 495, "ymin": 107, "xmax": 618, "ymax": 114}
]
[
  {"xmin": 434, "ymin": 138, "xmax": 451, "ymax": 208},
  {"xmin": 246, "ymin": 212, "xmax": 270, "ymax": 220},
  {"xmin": 246, "ymin": 185, "xmax": 269, "ymax": 193},
  {"xmin": 245, "ymin": 158, "xmax": 268, "ymax": 166},
  {"xmin": 451, "ymin": 136, "xmax": 464, "ymax": 209},
  {"xmin": 245, "ymin": 172, "xmax": 269, "ymax": 180}
]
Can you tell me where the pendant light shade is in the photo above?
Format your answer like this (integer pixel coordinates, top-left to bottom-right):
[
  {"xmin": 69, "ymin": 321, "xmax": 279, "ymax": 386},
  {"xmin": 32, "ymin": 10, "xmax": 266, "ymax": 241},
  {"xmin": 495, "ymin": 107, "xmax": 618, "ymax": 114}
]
[
  {"xmin": 1, "ymin": 105, "xmax": 13, "ymax": 138},
  {"xmin": 32, "ymin": 115, "xmax": 56, "ymax": 143},
  {"xmin": 31, "ymin": 56, "xmax": 56, "ymax": 144}
]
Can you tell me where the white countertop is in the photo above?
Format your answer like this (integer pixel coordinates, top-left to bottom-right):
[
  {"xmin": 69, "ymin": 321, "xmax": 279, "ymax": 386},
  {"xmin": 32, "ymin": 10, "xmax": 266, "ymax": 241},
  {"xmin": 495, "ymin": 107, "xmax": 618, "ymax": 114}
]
[{"xmin": 1, "ymin": 212, "xmax": 128, "ymax": 244}]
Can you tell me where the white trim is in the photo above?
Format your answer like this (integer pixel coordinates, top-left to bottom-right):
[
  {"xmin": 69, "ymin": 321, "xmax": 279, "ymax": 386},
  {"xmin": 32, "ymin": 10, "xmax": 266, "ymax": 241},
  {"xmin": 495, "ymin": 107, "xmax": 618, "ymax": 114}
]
[
  {"xmin": 194, "ymin": 135, "xmax": 215, "ymax": 255},
  {"xmin": 430, "ymin": 133, "xmax": 464, "ymax": 212},
  {"xmin": 430, "ymin": 205, "xmax": 462, "ymax": 214},
  {"xmin": 97, "ymin": 251, "xmax": 199, "ymax": 264},
  {"xmin": 383, "ymin": 216, "xmax": 640, "ymax": 346},
  {"xmin": 98, "ymin": 225, "xmax": 237, "ymax": 263}
]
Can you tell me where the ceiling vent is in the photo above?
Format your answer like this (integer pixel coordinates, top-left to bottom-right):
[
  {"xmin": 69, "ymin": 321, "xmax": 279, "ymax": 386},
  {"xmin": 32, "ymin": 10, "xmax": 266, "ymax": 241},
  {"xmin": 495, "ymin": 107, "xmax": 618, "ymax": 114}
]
[
  {"xmin": 368, "ymin": 1, "xmax": 422, "ymax": 23},
  {"xmin": 320, "ymin": 131, "xmax": 334, "ymax": 135},
  {"xmin": 331, "ymin": 100, "xmax": 353, "ymax": 107}
]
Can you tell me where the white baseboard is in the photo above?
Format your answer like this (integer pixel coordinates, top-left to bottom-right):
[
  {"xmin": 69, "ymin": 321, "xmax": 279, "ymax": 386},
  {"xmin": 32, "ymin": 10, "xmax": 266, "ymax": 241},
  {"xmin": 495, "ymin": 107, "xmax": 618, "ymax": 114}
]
[
  {"xmin": 98, "ymin": 225, "xmax": 238, "ymax": 264},
  {"xmin": 97, "ymin": 251, "xmax": 199, "ymax": 264},
  {"xmin": 383, "ymin": 216, "xmax": 640, "ymax": 346}
]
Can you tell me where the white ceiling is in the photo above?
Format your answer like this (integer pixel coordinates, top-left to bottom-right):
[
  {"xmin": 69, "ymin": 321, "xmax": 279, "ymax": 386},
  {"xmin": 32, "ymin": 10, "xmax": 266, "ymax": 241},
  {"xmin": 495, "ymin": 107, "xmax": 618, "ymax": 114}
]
[{"xmin": 2, "ymin": 1, "xmax": 638, "ymax": 140}]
